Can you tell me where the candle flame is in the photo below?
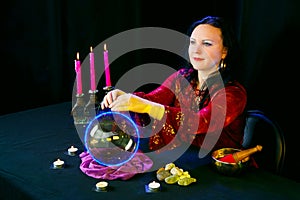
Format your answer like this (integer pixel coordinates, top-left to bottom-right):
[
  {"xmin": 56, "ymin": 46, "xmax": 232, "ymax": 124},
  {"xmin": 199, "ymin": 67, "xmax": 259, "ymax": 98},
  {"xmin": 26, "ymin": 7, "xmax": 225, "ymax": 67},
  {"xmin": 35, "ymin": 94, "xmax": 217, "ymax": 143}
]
[
  {"xmin": 76, "ymin": 52, "xmax": 79, "ymax": 60},
  {"xmin": 104, "ymin": 43, "xmax": 107, "ymax": 51},
  {"xmin": 90, "ymin": 46, "xmax": 93, "ymax": 52}
]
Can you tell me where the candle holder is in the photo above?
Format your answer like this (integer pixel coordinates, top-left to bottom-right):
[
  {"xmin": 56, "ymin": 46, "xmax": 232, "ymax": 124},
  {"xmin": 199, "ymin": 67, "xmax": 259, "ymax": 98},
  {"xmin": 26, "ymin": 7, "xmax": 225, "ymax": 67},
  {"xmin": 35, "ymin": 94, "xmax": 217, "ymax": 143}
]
[
  {"xmin": 103, "ymin": 86, "xmax": 115, "ymax": 93},
  {"xmin": 71, "ymin": 94, "xmax": 89, "ymax": 125},
  {"xmin": 84, "ymin": 90, "xmax": 100, "ymax": 122}
]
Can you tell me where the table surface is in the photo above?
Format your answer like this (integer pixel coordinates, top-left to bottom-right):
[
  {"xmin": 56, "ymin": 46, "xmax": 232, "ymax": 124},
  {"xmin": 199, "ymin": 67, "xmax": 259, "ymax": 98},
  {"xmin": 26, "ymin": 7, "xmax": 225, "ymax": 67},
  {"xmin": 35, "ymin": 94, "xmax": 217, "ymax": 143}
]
[{"xmin": 0, "ymin": 102, "xmax": 299, "ymax": 200}]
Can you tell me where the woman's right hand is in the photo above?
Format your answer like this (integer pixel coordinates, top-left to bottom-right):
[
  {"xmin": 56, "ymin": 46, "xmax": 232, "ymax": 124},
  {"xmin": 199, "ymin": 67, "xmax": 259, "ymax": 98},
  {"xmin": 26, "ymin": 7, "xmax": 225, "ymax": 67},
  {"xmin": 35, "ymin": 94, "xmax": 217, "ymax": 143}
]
[{"xmin": 100, "ymin": 89, "xmax": 126, "ymax": 110}]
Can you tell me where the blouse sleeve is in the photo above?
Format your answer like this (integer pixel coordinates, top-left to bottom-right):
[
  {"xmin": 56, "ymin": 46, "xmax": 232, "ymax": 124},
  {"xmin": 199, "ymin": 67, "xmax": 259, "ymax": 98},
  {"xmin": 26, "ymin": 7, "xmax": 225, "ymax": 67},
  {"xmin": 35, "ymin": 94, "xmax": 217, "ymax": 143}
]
[
  {"xmin": 131, "ymin": 70, "xmax": 180, "ymax": 128},
  {"xmin": 134, "ymin": 70, "xmax": 180, "ymax": 105}
]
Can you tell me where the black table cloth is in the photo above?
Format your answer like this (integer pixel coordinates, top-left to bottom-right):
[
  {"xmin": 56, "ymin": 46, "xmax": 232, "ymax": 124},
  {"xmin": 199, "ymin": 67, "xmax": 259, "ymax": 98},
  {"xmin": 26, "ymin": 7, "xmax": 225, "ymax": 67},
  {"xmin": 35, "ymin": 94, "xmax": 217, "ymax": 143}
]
[{"xmin": 0, "ymin": 102, "xmax": 299, "ymax": 200}]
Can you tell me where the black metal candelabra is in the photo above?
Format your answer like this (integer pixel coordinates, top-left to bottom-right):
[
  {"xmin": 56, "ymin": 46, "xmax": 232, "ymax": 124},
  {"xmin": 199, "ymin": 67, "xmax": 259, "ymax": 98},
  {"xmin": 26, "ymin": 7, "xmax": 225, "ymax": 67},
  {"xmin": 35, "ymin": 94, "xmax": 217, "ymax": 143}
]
[
  {"xmin": 84, "ymin": 89, "xmax": 100, "ymax": 122},
  {"xmin": 71, "ymin": 86, "xmax": 115, "ymax": 125},
  {"xmin": 71, "ymin": 94, "xmax": 89, "ymax": 125}
]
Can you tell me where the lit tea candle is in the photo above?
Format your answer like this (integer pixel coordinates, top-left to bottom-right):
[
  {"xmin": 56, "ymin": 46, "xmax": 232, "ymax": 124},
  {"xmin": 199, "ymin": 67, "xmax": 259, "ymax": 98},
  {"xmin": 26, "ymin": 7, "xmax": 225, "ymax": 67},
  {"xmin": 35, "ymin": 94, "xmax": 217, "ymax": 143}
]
[
  {"xmin": 148, "ymin": 181, "xmax": 160, "ymax": 191},
  {"xmin": 53, "ymin": 159, "xmax": 64, "ymax": 168},
  {"xmin": 96, "ymin": 181, "xmax": 108, "ymax": 191},
  {"xmin": 67, "ymin": 145, "xmax": 78, "ymax": 156}
]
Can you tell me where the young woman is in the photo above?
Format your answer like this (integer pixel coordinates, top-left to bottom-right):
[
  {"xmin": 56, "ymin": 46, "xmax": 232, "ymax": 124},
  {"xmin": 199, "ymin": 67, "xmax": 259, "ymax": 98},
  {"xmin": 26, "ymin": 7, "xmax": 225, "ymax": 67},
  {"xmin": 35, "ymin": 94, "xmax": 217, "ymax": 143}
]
[{"xmin": 101, "ymin": 16, "xmax": 247, "ymax": 154}]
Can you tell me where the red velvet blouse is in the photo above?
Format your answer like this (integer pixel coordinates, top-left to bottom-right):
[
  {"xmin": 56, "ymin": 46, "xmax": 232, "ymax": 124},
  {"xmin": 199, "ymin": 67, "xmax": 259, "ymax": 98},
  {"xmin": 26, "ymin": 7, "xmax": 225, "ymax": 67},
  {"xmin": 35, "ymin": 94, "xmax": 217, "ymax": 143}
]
[{"xmin": 134, "ymin": 68, "xmax": 247, "ymax": 153}]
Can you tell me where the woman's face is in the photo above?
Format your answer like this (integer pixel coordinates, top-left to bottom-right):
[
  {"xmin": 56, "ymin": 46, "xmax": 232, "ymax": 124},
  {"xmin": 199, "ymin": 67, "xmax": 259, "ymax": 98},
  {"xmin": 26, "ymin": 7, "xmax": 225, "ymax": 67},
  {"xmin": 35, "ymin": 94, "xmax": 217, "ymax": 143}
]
[{"xmin": 188, "ymin": 24, "xmax": 227, "ymax": 73}]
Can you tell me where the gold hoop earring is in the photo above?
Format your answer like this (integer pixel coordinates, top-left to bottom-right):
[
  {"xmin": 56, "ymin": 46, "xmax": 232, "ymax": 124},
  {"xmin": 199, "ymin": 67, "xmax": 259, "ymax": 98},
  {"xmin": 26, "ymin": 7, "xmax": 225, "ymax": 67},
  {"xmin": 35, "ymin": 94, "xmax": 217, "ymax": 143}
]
[{"xmin": 219, "ymin": 59, "xmax": 226, "ymax": 70}]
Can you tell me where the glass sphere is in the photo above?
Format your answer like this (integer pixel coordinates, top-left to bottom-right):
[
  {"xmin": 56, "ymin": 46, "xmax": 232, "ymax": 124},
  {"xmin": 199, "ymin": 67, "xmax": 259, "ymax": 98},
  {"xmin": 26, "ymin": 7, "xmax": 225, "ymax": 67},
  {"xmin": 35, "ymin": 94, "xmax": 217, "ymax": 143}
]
[{"xmin": 84, "ymin": 111, "xmax": 140, "ymax": 166}]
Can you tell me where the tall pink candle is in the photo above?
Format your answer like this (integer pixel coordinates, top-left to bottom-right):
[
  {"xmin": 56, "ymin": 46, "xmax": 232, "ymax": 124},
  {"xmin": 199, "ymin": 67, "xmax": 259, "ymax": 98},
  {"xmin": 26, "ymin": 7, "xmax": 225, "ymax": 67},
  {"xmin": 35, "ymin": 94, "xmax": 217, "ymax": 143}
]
[
  {"xmin": 89, "ymin": 46, "xmax": 96, "ymax": 91},
  {"xmin": 74, "ymin": 52, "xmax": 82, "ymax": 95},
  {"xmin": 103, "ymin": 44, "xmax": 112, "ymax": 87}
]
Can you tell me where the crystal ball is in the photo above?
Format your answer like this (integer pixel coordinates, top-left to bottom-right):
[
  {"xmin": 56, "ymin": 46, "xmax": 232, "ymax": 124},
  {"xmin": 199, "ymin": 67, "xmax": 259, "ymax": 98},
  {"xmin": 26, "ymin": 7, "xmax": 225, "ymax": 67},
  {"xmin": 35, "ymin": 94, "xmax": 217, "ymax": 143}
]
[{"xmin": 84, "ymin": 111, "xmax": 140, "ymax": 166}]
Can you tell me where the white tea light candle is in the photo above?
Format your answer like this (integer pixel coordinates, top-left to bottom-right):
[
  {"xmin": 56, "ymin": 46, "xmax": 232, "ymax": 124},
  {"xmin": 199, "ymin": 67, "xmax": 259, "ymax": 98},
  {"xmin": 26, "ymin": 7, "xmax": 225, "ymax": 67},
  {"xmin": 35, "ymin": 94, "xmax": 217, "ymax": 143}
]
[
  {"xmin": 68, "ymin": 145, "xmax": 78, "ymax": 156},
  {"xmin": 53, "ymin": 159, "xmax": 64, "ymax": 168},
  {"xmin": 148, "ymin": 181, "xmax": 160, "ymax": 191},
  {"xmin": 96, "ymin": 181, "xmax": 108, "ymax": 191}
]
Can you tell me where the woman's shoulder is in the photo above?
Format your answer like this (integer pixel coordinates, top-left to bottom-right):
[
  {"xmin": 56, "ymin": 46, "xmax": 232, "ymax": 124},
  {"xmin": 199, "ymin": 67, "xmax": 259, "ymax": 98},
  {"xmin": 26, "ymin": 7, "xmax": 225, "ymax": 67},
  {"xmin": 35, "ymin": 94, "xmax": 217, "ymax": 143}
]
[{"xmin": 226, "ymin": 80, "xmax": 247, "ymax": 94}]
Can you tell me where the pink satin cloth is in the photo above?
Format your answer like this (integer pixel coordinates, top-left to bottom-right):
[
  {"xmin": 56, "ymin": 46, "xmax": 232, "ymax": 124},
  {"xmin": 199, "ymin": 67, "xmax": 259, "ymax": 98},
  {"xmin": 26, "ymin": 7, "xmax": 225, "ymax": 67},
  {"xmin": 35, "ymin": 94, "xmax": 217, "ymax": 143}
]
[{"xmin": 79, "ymin": 151, "xmax": 153, "ymax": 180}]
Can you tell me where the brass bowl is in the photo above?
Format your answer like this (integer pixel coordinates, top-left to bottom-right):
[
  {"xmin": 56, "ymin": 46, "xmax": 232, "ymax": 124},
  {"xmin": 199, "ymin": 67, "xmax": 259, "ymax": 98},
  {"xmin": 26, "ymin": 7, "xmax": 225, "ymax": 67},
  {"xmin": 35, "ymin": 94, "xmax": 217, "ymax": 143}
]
[{"xmin": 211, "ymin": 148, "xmax": 249, "ymax": 176}]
